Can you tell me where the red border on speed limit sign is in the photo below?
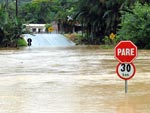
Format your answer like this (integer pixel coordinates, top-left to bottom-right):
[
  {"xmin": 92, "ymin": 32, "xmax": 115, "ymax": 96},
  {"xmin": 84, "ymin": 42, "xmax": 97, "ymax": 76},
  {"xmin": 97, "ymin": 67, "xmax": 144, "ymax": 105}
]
[{"xmin": 116, "ymin": 63, "xmax": 136, "ymax": 80}]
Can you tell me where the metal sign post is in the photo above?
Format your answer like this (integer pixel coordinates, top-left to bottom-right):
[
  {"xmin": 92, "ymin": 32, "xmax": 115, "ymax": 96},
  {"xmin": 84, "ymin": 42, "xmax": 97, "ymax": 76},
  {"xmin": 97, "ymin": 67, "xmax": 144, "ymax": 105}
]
[{"xmin": 125, "ymin": 80, "xmax": 128, "ymax": 93}]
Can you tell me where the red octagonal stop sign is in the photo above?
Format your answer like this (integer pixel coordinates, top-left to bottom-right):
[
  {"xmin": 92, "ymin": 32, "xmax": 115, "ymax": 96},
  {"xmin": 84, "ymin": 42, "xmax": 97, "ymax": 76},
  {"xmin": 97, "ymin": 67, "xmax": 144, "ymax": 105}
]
[{"xmin": 115, "ymin": 41, "xmax": 137, "ymax": 63}]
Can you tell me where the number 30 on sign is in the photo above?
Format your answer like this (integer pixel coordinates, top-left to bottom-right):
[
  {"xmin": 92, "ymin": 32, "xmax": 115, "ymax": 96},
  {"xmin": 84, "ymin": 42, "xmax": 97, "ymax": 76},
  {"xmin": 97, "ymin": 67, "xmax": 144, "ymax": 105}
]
[{"xmin": 116, "ymin": 63, "xmax": 136, "ymax": 80}]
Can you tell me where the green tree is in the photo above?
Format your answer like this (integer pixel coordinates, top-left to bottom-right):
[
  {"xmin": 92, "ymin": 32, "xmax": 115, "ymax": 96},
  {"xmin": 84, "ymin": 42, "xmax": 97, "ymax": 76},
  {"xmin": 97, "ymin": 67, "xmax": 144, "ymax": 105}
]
[
  {"xmin": 0, "ymin": 2, "xmax": 27, "ymax": 47},
  {"xmin": 20, "ymin": 0, "xmax": 60, "ymax": 23},
  {"xmin": 117, "ymin": 2, "xmax": 150, "ymax": 49},
  {"xmin": 74, "ymin": 0, "xmax": 126, "ymax": 44},
  {"xmin": 74, "ymin": 0, "xmax": 149, "ymax": 44}
]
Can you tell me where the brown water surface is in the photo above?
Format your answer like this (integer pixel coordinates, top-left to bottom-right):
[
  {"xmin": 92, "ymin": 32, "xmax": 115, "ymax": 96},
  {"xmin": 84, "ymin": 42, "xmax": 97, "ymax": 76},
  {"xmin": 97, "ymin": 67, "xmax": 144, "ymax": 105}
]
[{"xmin": 0, "ymin": 46, "xmax": 150, "ymax": 113}]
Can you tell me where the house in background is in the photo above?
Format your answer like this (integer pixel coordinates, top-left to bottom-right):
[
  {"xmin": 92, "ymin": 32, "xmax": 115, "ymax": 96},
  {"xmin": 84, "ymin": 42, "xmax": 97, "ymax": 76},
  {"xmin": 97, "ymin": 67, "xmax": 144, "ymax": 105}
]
[
  {"xmin": 24, "ymin": 21, "xmax": 82, "ymax": 34},
  {"xmin": 25, "ymin": 24, "xmax": 46, "ymax": 33},
  {"xmin": 25, "ymin": 22, "xmax": 59, "ymax": 33}
]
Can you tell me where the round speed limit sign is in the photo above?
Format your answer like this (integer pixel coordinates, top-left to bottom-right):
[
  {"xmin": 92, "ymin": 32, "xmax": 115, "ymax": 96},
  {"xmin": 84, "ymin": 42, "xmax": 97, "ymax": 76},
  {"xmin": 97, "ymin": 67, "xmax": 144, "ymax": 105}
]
[{"xmin": 116, "ymin": 63, "xmax": 136, "ymax": 80}]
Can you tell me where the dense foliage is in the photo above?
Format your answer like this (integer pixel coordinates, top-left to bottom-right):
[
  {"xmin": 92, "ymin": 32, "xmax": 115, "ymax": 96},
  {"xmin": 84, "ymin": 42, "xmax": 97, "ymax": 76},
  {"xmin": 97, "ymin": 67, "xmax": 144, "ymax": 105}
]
[
  {"xmin": 74, "ymin": 0, "xmax": 150, "ymax": 45},
  {"xmin": 117, "ymin": 2, "xmax": 150, "ymax": 49},
  {"xmin": 0, "ymin": 2, "xmax": 27, "ymax": 47},
  {"xmin": 74, "ymin": 0, "xmax": 125, "ymax": 44},
  {"xmin": 19, "ymin": 0, "xmax": 77, "ymax": 24},
  {"xmin": 20, "ymin": 0, "xmax": 55, "ymax": 23}
]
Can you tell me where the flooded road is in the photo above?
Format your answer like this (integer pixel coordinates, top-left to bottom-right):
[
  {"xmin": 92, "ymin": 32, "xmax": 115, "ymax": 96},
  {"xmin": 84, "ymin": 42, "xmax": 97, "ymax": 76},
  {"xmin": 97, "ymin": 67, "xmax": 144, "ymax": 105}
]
[{"xmin": 0, "ymin": 46, "xmax": 150, "ymax": 113}]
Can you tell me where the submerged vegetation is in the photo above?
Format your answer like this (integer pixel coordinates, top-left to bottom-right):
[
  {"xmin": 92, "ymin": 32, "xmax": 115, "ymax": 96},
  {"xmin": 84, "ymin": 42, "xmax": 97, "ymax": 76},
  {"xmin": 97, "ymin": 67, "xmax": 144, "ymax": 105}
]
[{"xmin": 0, "ymin": 0, "xmax": 150, "ymax": 48}]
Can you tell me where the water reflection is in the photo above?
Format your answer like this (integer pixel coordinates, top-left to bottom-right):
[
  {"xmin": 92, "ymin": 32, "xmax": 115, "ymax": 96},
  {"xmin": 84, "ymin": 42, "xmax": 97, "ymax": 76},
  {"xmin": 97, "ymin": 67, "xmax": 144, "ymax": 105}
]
[{"xmin": 0, "ymin": 46, "xmax": 150, "ymax": 113}]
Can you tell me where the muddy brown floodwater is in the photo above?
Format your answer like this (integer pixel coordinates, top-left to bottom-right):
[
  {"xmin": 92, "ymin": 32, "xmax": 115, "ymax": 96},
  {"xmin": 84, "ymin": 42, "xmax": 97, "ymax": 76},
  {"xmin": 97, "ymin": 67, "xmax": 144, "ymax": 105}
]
[{"xmin": 0, "ymin": 46, "xmax": 150, "ymax": 113}]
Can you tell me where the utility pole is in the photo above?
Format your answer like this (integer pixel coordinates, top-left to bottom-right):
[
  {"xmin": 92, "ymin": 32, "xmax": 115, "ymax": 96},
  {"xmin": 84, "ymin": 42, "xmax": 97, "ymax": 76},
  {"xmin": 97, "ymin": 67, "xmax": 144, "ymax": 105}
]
[
  {"xmin": 16, "ymin": 0, "xmax": 18, "ymax": 17},
  {"xmin": 6, "ymin": 0, "xmax": 8, "ymax": 9}
]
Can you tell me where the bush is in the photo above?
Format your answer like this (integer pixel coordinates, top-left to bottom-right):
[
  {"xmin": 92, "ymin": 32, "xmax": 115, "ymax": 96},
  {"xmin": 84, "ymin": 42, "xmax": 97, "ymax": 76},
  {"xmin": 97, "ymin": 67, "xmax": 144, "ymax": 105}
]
[
  {"xmin": 17, "ymin": 38, "xmax": 27, "ymax": 47},
  {"xmin": 117, "ymin": 2, "xmax": 150, "ymax": 49}
]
